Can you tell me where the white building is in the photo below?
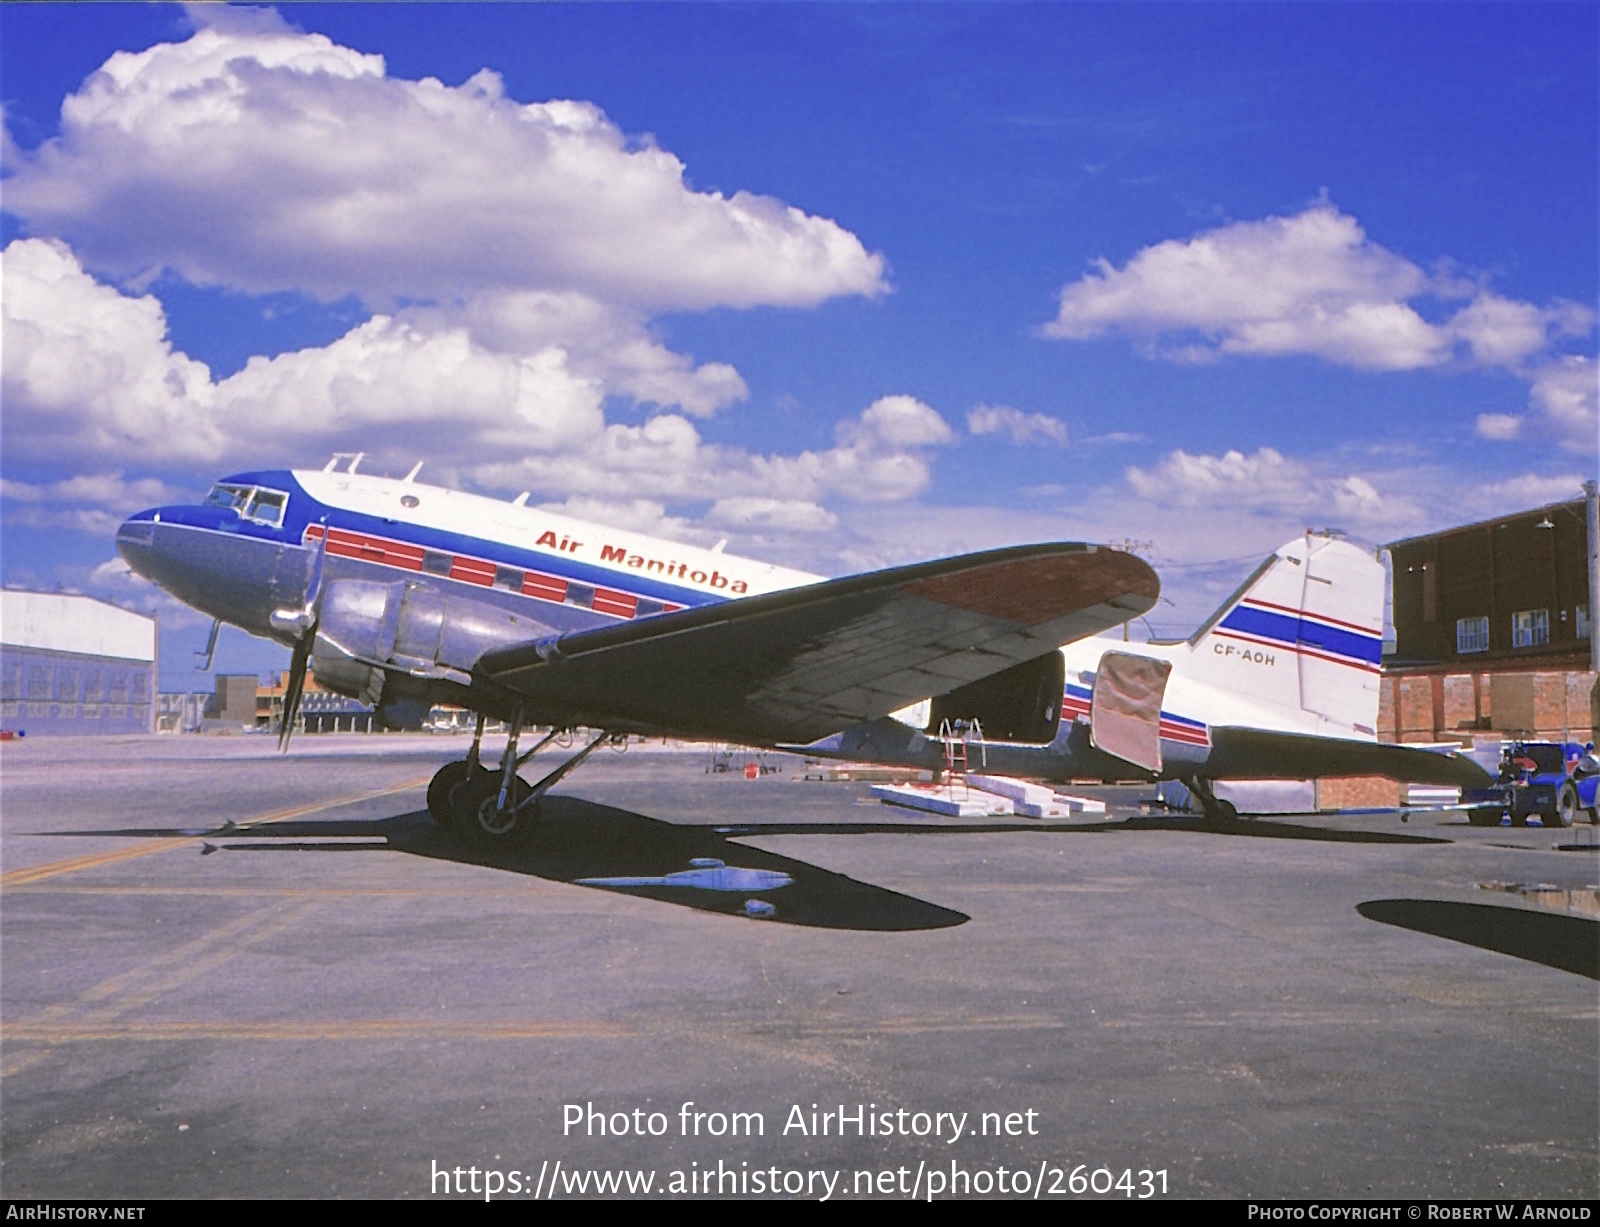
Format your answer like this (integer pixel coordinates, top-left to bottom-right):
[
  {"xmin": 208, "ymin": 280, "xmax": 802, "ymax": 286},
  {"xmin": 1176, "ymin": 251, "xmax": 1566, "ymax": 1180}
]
[{"xmin": 0, "ymin": 590, "xmax": 157, "ymax": 736}]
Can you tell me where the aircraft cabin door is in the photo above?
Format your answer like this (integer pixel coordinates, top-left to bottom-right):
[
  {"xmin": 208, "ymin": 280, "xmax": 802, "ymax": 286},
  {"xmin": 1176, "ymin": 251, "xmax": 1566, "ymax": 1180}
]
[{"xmin": 1089, "ymin": 651, "xmax": 1173, "ymax": 774}]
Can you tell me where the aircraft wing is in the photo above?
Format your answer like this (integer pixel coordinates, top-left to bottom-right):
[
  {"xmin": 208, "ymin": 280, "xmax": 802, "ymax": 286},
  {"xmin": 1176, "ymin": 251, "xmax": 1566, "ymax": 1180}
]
[
  {"xmin": 476, "ymin": 543, "xmax": 1158, "ymax": 745},
  {"xmin": 1206, "ymin": 727, "xmax": 1494, "ymax": 788}
]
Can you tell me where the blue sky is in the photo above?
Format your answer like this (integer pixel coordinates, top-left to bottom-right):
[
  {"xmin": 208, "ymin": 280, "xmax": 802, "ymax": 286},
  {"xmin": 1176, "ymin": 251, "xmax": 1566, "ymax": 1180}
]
[{"xmin": 2, "ymin": 3, "xmax": 1595, "ymax": 688}]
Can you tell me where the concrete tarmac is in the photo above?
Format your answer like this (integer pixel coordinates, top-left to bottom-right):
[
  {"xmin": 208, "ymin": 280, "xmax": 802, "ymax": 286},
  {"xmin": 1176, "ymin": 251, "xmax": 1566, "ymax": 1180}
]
[{"xmin": 2, "ymin": 734, "xmax": 1596, "ymax": 1200}]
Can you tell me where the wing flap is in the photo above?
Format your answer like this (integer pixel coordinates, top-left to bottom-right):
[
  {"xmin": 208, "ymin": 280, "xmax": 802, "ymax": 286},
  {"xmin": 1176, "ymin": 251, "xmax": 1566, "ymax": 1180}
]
[{"xmin": 477, "ymin": 543, "xmax": 1158, "ymax": 744}]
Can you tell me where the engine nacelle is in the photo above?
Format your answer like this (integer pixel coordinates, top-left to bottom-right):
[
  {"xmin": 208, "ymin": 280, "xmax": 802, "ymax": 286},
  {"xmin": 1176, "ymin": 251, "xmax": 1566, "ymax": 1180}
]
[
  {"xmin": 309, "ymin": 579, "xmax": 552, "ymax": 711},
  {"xmin": 926, "ymin": 650, "xmax": 1065, "ymax": 744}
]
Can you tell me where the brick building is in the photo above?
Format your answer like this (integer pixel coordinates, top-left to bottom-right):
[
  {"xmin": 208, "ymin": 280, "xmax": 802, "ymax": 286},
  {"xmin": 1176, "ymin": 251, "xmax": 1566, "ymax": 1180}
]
[{"xmin": 1382, "ymin": 491, "xmax": 1597, "ymax": 746}]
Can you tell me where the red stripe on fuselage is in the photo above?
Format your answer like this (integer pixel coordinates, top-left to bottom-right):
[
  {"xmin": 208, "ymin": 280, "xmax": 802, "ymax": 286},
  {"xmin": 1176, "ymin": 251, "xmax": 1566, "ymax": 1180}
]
[{"xmin": 302, "ymin": 522, "xmax": 689, "ymax": 620}]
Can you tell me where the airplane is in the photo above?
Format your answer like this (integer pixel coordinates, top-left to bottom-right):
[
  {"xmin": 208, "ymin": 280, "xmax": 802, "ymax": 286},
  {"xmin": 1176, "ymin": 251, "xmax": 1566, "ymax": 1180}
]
[
  {"xmin": 114, "ymin": 454, "xmax": 1162, "ymax": 843},
  {"xmin": 796, "ymin": 531, "xmax": 1493, "ymax": 818}
]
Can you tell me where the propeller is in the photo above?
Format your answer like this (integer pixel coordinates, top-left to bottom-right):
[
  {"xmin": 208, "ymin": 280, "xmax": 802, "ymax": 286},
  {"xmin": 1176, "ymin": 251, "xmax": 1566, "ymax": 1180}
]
[{"xmin": 271, "ymin": 520, "xmax": 328, "ymax": 751}]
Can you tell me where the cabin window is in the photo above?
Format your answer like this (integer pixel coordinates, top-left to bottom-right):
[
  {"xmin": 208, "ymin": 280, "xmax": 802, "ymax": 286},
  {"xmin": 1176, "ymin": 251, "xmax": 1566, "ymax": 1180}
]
[
  {"xmin": 564, "ymin": 581, "xmax": 595, "ymax": 610},
  {"xmin": 1455, "ymin": 616, "xmax": 1489, "ymax": 655},
  {"xmin": 634, "ymin": 598, "xmax": 665, "ymax": 619},
  {"xmin": 494, "ymin": 566, "xmax": 524, "ymax": 592},
  {"xmin": 421, "ymin": 550, "xmax": 453, "ymax": 577},
  {"xmin": 1510, "ymin": 609, "xmax": 1548, "ymax": 649}
]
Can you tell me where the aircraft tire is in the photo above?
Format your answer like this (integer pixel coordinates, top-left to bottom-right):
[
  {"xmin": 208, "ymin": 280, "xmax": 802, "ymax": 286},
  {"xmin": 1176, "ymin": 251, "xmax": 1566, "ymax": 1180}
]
[
  {"xmin": 1466, "ymin": 805, "xmax": 1503, "ymax": 827},
  {"xmin": 453, "ymin": 773, "xmax": 535, "ymax": 848},
  {"xmin": 426, "ymin": 760, "xmax": 481, "ymax": 826}
]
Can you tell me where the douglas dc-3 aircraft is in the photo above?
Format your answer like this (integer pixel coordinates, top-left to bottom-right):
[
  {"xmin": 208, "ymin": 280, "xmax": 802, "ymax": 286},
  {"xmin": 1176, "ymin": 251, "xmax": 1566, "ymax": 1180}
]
[
  {"xmin": 116, "ymin": 455, "xmax": 1486, "ymax": 840},
  {"xmin": 116, "ymin": 455, "xmax": 1161, "ymax": 840}
]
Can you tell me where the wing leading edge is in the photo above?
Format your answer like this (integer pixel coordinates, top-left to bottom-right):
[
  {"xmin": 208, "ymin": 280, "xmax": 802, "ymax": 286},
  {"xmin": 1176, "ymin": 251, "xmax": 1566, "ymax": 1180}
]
[{"xmin": 477, "ymin": 543, "xmax": 1159, "ymax": 745}]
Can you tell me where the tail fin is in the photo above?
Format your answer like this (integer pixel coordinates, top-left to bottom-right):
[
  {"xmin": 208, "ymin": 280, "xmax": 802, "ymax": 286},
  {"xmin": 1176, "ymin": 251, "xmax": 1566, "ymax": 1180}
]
[{"xmin": 1184, "ymin": 535, "xmax": 1383, "ymax": 735}]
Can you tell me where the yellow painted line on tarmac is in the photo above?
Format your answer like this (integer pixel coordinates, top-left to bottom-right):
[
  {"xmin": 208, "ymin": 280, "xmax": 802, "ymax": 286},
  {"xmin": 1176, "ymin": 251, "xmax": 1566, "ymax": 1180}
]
[
  {"xmin": 0, "ymin": 897, "xmax": 324, "ymax": 1077},
  {"xmin": 0, "ymin": 774, "xmax": 432, "ymax": 891},
  {"xmin": 860, "ymin": 1014, "xmax": 1068, "ymax": 1035},
  {"xmin": 5, "ymin": 885, "xmax": 555, "ymax": 898},
  {"xmin": 3, "ymin": 1020, "xmax": 636, "ymax": 1043}
]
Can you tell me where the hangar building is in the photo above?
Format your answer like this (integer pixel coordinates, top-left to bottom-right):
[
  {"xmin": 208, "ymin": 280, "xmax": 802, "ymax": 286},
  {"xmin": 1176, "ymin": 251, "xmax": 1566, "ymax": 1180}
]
[
  {"xmin": 0, "ymin": 590, "xmax": 157, "ymax": 736},
  {"xmin": 1382, "ymin": 488, "xmax": 1597, "ymax": 745}
]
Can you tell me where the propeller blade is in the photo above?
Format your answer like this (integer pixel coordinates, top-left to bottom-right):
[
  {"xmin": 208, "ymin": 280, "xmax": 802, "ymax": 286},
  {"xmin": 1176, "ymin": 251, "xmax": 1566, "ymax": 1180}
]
[
  {"xmin": 304, "ymin": 517, "xmax": 328, "ymax": 609},
  {"xmin": 278, "ymin": 635, "xmax": 311, "ymax": 752}
]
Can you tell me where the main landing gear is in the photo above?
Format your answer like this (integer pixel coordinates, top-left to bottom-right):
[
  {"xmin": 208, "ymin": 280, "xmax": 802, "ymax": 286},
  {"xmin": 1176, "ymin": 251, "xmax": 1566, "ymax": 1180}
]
[{"xmin": 426, "ymin": 709, "xmax": 623, "ymax": 848}]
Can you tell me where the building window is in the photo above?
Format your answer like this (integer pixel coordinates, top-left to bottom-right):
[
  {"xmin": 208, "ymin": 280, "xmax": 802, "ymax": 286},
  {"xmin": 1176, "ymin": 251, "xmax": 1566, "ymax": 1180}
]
[
  {"xmin": 1579, "ymin": 605, "xmax": 1591, "ymax": 639},
  {"xmin": 1510, "ymin": 609, "xmax": 1549, "ymax": 649},
  {"xmin": 1456, "ymin": 616, "xmax": 1490, "ymax": 654}
]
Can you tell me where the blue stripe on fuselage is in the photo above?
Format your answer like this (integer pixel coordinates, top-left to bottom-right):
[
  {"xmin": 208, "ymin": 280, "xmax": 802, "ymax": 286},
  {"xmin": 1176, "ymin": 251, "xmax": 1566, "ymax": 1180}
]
[
  {"xmin": 1063, "ymin": 681, "xmax": 1206, "ymax": 732},
  {"xmin": 218, "ymin": 470, "xmax": 728, "ymax": 611},
  {"xmin": 1219, "ymin": 604, "xmax": 1381, "ymax": 666}
]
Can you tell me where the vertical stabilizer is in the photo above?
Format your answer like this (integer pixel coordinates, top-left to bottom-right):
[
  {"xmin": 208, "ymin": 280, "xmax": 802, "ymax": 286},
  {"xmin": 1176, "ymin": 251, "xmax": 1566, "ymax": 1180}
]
[{"xmin": 1184, "ymin": 535, "xmax": 1384, "ymax": 735}]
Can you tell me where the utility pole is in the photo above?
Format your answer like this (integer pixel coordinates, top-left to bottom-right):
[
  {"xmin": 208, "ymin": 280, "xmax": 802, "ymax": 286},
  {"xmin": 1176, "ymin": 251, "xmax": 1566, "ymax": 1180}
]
[
  {"xmin": 1587, "ymin": 479, "xmax": 1598, "ymax": 675},
  {"xmin": 1586, "ymin": 479, "xmax": 1598, "ymax": 742}
]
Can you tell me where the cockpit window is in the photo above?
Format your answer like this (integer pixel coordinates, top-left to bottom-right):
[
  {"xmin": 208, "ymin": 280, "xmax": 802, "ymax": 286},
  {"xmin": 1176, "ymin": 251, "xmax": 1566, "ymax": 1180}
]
[
  {"xmin": 205, "ymin": 483, "xmax": 251, "ymax": 510},
  {"xmin": 205, "ymin": 483, "xmax": 288, "ymax": 527},
  {"xmin": 245, "ymin": 489, "xmax": 287, "ymax": 527}
]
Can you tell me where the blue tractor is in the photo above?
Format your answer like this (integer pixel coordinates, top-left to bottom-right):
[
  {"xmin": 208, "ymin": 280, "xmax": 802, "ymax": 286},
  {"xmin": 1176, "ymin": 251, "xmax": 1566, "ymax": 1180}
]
[{"xmin": 1465, "ymin": 740, "xmax": 1600, "ymax": 827}]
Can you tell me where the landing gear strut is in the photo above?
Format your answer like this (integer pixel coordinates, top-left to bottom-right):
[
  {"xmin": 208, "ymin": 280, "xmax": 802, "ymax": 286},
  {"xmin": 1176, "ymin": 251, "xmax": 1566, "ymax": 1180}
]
[
  {"xmin": 451, "ymin": 711, "xmax": 621, "ymax": 848},
  {"xmin": 1185, "ymin": 777, "xmax": 1238, "ymax": 824}
]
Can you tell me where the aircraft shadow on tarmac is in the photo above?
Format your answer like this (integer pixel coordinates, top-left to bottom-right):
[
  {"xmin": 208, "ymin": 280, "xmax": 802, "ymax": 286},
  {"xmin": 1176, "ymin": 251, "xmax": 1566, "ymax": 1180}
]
[
  {"xmin": 62, "ymin": 797, "xmax": 970, "ymax": 932},
  {"xmin": 1357, "ymin": 899, "xmax": 1600, "ymax": 979},
  {"xmin": 41, "ymin": 800, "xmax": 1454, "ymax": 930}
]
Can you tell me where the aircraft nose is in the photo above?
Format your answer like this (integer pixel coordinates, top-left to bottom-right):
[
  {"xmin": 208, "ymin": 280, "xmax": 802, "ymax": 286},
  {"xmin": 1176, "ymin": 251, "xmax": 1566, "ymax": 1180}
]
[{"xmin": 115, "ymin": 510, "xmax": 160, "ymax": 579}]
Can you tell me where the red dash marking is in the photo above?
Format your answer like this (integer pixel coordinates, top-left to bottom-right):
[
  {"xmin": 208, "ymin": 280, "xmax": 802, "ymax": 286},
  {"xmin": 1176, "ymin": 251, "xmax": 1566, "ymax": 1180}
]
[
  {"xmin": 592, "ymin": 590, "xmax": 638, "ymax": 618},
  {"xmin": 523, "ymin": 574, "xmax": 568, "ymax": 603}
]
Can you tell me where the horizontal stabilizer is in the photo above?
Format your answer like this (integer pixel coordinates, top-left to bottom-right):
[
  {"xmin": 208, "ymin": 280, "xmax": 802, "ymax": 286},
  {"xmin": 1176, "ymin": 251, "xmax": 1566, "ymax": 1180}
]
[{"xmin": 1207, "ymin": 727, "xmax": 1493, "ymax": 787}]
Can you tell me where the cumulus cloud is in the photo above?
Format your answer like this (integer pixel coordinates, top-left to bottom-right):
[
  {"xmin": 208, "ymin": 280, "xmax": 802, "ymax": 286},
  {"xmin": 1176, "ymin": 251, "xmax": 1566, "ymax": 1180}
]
[
  {"xmin": 1, "ymin": 240, "xmax": 952, "ymax": 519},
  {"xmin": 4, "ymin": 11, "xmax": 885, "ymax": 312},
  {"xmin": 1474, "ymin": 412, "xmax": 1523, "ymax": 442},
  {"xmin": 0, "ymin": 238, "xmax": 222, "ymax": 462},
  {"xmin": 426, "ymin": 290, "xmax": 748, "ymax": 418},
  {"xmin": 0, "ymin": 237, "xmax": 610, "ymax": 467},
  {"xmin": 1043, "ymin": 202, "xmax": 1596, "ymax": 448},
  {"xmin": 1044, "ymin": 204, "xmax": 1446, "ymax": 370},
  {"xmin": 966, "ymin": 404, "xmax": 1069, "ymax": 446},
  {"xmin": 476, "ymin": 395, "xmax": 956, "ymax": 509},
  {"xmin": 536, "ymin": 496, "xmax": 711, "ymax": 544},
  {"xmin": 0, "ymin": 14, "xmax": 912, "ymax": 574},
  {"xmin": 1125, "ymin": 446, "xmax": 1424, "ymax": 528},
  {"xmin": 1045, "ymin": 203, "xmax": 1595, "ymax": 374},
  {"xmin": 1474, "ymin": 356, "xmax": 1598, "ymax": 451},
  {"xmin": 707, "ymin": 498, "xmax": 840, "ymax": 533},
  {"xmin": 1525, "ymin": 356, "xmax": 1598, "ymax": 452}
]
